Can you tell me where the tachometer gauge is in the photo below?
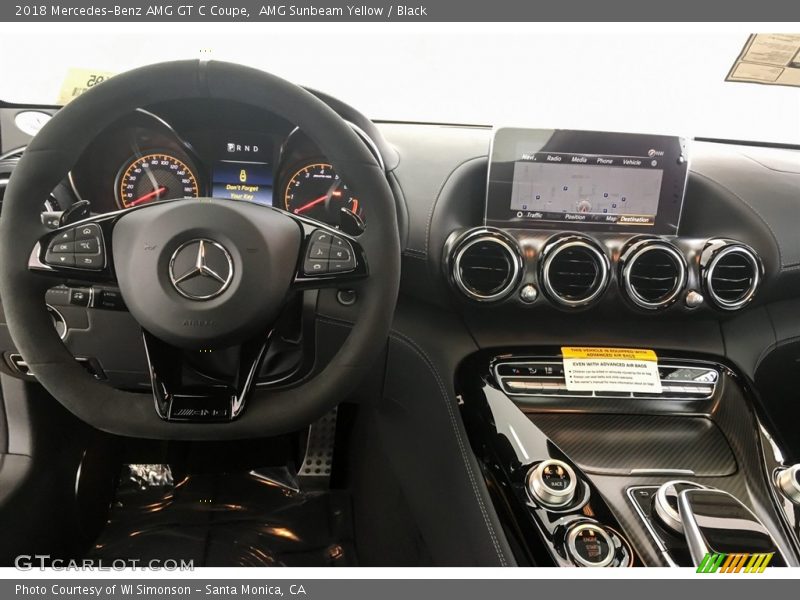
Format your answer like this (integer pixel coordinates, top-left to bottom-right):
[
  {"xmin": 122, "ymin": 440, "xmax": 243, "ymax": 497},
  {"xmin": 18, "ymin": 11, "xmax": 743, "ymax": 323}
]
[
  {"xmin": 284, "ymin": 163, "xmax": 362, "ymax": 226},
  {"xmin": 117, "ymin": 153, "xmax": 200, "ymax": 208}
]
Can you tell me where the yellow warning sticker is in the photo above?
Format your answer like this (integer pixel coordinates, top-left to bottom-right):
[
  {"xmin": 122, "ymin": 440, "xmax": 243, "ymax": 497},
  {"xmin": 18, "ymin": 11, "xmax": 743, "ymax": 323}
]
[
  {"xmin": 561, "ymin": 347, "xmax": 661, "ymax": 393},
  {"xmin": 58, "ymin": 68, "xmax": 116, "ymax": 105},
  {"xmin": 561, "ymin": 347, "xmax": 657, "ymax": 361}
]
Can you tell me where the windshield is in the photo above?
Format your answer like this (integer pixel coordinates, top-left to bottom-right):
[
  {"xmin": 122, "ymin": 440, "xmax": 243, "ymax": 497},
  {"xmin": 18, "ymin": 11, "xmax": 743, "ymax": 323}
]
[{"xmin": 2, "ymin": 25, "xmax": 799, "ymax": 145}]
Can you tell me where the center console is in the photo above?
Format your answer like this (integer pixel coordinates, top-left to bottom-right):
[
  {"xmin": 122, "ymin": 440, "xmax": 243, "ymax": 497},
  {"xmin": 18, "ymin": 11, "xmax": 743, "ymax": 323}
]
[
  {"xmin": 457, "ymin": 350, "xmax": 800, "ymax": 568},
  {"xmin": 446, "ymin": 128, "xmax": 799, "ymax": 568}
]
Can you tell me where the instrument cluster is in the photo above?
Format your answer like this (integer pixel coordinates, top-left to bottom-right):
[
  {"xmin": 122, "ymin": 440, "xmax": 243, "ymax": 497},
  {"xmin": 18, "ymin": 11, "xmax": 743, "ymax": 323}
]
[{"xmin": 68, "ymin": 100, "xmax": 368, "ymax": 230}]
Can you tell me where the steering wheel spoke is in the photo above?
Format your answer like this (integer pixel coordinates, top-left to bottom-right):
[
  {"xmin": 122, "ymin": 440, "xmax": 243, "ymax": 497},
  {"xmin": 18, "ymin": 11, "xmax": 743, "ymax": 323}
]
[
  {"xmin": 292, "ymin": 219, "xmax": 368, "ymax": 290},
  {"xmin": 29, "ymin": 214, "xmax": 118, "ymax": 283},
  {"xmin": 143, "ymin": 329, "xmax": 273, "ymax": 422}
]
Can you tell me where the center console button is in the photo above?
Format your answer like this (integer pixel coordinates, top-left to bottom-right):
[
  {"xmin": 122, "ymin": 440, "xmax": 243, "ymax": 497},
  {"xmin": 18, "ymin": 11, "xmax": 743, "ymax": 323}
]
[
  {"xmin": 565, "ymin": 522, "xmax": 615, "ymax": 567},
  {"xmin": 527, "ymin": 459, "xmax": 577, "ymax": 509},
  {"xmin": 653, "ymin": 480, "xmax": 706, "ymax": 534}
]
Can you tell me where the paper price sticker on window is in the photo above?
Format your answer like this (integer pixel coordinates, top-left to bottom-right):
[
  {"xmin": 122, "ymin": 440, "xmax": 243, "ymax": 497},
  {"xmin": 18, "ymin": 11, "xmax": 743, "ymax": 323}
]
[
  {"xmin": 561, "ymin": 347, "xmax": 662, "ymax": 394},
  {"xmin": 58, "ymin": 68, "xmax": 116, "ymax": 105}
]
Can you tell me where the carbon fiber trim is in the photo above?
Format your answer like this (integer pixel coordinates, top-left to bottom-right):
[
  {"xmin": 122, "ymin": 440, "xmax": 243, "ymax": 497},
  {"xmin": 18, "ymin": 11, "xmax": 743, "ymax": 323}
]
[
  {"xmin": 457, "ymin": 349, "xmax": 800, "ymax": 567},
  {"xmin": 532, "ymin": 413, "xmax": 736, "ymax": 477}
]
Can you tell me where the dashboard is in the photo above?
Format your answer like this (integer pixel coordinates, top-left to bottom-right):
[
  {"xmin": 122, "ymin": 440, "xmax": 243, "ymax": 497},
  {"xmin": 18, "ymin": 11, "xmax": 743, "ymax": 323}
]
[
  {"xmin": 5, "ymin": 81, "xmax": 800, "ymax": 571},
  {"xmin": 4, "ymin": 96, "xmax": 800, "ymax": 393},
  {"xmin": 67, "ymin": 99, "xmax": 369, "ymax": 229}
]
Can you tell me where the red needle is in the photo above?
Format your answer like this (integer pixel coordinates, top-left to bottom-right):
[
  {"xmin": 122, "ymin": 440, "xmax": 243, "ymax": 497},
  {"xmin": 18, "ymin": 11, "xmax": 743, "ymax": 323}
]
[
  {"xmin": 293, "ymin": 189, "xmax": 343, "ymax": 214},
  {"xmin": 293, "ymin": 193, "xmax": 329, "ymax": 214},
  {"xmin": 128, "ymin": 186, "xmax": 167, "ymax": 207}
]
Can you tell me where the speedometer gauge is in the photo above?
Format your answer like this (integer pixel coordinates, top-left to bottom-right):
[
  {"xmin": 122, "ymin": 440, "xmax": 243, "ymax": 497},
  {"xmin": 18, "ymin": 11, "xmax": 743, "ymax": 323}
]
[
  {"xmin": 117, "ymin": 153, "xmax": 200, "ymax": 208},
  {"xmin": 284, "ymin": 163, "xmax": 362, "ymax": 226}
]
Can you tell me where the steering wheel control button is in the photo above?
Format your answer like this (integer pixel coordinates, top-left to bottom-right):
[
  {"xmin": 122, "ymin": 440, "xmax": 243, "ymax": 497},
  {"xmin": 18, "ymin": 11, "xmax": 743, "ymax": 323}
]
[
  {"xmin": 95, "ymin": 288, "xmax": 126, "ymax": 311},
  {"xmin": 43, "ymin": 223, "xmax": 106, "ymax": 270},
  {"xmin": 304, "ymin": 259, "xmax": 329, "ymax": 275},
  {"xmin": 51, "ymin": 241, "xmax": 75, "ymax": 253},
  {"xmin": 75, "ymin": 224, "xmax": 101, "ymax": 240},
  {"xmin": 46, "ymin": 252, "xmax": 76, "ymax": 267},
  {"xmin": 75, "ymin": 254, "xmax": 103, "ymax": 269},
  {"xmin": 75, "ymin": 238, "xmax": 99, "ymax": 253},
  {"xmin": 527, "ymin": 459, "xmax": 578, "ymax": 509},
  {"xmin": 565, "ymin": 522, "xmax": 615, "ymax": 567},
  {"xmin": 53, "ymin": 229, "xmax": 75, "ymax": 242},
  {"xmin": 329, "ymin": 236, "xmax": 356, "ymax": 271},
  {"xmin": 303, "ymin": 229, "xmax": 357, "ymax": 276},
  {"xmin": 169, "ymin": 239, "xmax": 234, "ymax": 301},
  {"xmin": 776, "ymin": 464, "xmax": 800, "ymax": 505},
  {"xmin": 311, "ymin": 230, "xmax": 332, "ymax": 245},
  {"xmin": 309, "ymin": 242, "xmax": 331, "ymax": 259},
  {"xmin": 69, "ymin": 288, "xmax": 91, "ymax": 307},
  {"xmin": 654, "ymin": 480, "xmax": 705, "ymax": 534}
]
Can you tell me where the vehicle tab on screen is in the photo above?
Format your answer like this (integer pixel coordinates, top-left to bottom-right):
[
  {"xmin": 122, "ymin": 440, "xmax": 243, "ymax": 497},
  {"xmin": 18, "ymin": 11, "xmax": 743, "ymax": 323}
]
[{"xmin": 486, "ymin": 128, "xmax": 689, "ymax": 235}]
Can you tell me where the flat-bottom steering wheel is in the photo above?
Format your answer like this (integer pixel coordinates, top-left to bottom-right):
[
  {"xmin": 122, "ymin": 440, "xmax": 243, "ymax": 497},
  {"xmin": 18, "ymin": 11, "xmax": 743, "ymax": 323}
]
[{"xmin": 0, "ymin": 60, "xmax": 400, "ymax": 440}]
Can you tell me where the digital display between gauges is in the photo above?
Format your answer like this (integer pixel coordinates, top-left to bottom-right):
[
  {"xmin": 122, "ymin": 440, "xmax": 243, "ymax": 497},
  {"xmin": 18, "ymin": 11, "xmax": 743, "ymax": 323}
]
[
  {"xmin": 212, "ymin": 138, "xmax": 274, "ymax": 205},
  {"xmin": 284, "ymin": 163, "xmax": 362, "ymax": 227},
  {"xmin": 117, "ymin": 153, "xmax": 199, "ymax": 208}
]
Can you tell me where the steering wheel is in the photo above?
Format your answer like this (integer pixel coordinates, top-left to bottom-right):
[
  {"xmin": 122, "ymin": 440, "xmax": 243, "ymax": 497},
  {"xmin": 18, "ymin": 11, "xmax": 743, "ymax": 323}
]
[{"xmin": 0, "ymin": 60, "xmax": 400, "ymax": 440}]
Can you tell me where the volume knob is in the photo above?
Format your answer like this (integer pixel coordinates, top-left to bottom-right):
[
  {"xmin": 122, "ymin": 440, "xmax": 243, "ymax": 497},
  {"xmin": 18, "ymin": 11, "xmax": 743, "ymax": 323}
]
[
  {"xmin": 653, "ymin": 480, "xmax": 706, "ymax": 534},
  {"xmin": 527, "ymin": 459, "xmax": 577, "ymax": 509},
  {"xmin": 777, "ymin": 464, "xmax": 800, "ymax": 505}
]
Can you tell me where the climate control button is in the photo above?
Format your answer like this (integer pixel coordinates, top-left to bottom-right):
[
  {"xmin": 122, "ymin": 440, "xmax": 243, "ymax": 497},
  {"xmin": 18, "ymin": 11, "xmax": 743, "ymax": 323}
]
[{"xmin": 527, "ymin": 459, "xmax": 577, "ymax": 509}]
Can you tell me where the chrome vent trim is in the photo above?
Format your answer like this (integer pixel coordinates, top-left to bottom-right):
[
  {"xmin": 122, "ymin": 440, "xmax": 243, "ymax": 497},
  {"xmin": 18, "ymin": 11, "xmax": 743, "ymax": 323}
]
[
  {"xmin": 450, "ymin": 228, "xmax": 522, "ymax": 302},
  {"xmin": 540, "ymin": 235, "xmax": 609, "ymax": 308},
  {"xmin": 703, "ymin": 241, "xmax": 762, "ymax": 311},
  {"xmin": 621, "ymin": 240, "xmax": 687, "ymax": 310}
]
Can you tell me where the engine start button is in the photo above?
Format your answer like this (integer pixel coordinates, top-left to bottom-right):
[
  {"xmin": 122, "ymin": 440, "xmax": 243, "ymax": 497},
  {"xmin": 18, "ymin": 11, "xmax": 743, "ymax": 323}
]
[{"xmin": 566, "ymin": 522, "xmax": 615, "ymax": 567}]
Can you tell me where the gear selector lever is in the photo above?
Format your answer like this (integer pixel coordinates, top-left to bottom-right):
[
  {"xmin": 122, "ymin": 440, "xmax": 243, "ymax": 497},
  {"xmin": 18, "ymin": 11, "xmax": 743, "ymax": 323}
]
[{"xmin": 677, "ymin": 488, "xmax": 786, "ymax": 568}]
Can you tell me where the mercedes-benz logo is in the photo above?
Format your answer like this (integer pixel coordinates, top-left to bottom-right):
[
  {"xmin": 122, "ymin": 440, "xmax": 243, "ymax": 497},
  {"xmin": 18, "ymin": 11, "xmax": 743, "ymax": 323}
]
[{"xmin": 169, "ymin": 239, "xmax": 234, "ymax": 300}]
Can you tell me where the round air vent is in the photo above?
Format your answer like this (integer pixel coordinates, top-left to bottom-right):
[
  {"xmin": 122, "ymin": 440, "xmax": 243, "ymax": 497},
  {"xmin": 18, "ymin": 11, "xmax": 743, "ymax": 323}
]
[
  {"xmin": 620, "ymin": 239, "xmax": 687, "ymax": 310},
  {"xmin": 450, "ymin": 229, "xmax": 522, "ymax": 302},
  {"xmin": 702, "ymin": 241, "xmax": 762, "ymax": 311},
  {"xmin": 540, "ymin": 235, "xmax": 610, "ymax": 308}
]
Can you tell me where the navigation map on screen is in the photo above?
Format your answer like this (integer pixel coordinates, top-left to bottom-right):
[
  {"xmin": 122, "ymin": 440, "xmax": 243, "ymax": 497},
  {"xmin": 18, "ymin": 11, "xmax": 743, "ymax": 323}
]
[{"xmin": 510, "ymin": 159, "xmax": 663, "ymax": 226}]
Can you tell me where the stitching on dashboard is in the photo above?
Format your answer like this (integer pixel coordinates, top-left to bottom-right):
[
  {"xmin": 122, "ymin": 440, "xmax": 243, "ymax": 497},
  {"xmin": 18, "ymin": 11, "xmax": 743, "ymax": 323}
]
[
  {"xmin": 316, "ymin": 314, "xmax": 355, "ymax": 328},
  {"xmin": 402, "ymin": 249, "xmax": 427, "ymax": 260},
  {"xmin": 387, "ymin": 330, "xmax": 508, "ymax": 566},
  {"xmin": 423, "ymin": 155, "xmax": 487, "ymax": 256}
]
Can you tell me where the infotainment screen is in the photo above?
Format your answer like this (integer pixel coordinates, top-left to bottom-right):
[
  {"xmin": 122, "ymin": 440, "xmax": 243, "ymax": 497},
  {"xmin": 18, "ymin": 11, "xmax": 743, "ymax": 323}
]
[{"xmin": 486, "ymin": 128, "xmax": 688, "ymax": 234}]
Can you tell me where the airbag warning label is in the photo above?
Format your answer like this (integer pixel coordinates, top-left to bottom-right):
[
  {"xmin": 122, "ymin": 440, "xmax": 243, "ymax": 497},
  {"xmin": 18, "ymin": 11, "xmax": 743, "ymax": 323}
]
[{"xmin": 561, "ymin": 347, "xmax": 662, "ymax": 393}]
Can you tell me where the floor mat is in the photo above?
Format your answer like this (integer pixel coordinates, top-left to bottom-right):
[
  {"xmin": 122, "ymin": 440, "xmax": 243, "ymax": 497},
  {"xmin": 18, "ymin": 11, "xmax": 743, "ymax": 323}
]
[{"xmin": 88, "ymin": 465, "xmax": 357, "ymax": 567}]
